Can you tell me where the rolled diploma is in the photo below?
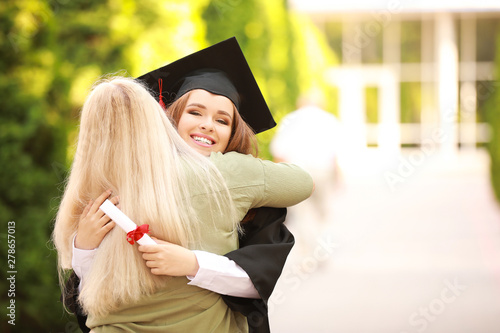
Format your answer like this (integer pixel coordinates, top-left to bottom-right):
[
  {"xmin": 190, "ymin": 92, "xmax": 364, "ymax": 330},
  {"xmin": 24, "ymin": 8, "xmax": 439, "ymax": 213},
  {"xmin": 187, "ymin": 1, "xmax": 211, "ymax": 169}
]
[{"xmin": 99, "ymin": 199, "xmax": 156, "ymax": 245}]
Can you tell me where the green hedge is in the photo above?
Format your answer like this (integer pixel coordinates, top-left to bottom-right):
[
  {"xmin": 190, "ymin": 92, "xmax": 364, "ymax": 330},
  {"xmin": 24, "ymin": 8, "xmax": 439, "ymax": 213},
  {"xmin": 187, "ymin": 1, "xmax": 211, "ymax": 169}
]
[{"xmin": 486, "ymin": 30, "xmax": 500, "ymax": 203}]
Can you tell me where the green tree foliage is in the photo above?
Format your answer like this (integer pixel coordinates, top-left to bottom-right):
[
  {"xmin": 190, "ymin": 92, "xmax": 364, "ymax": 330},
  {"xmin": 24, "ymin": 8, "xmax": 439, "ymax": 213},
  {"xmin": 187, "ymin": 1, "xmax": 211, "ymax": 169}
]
[
  {"xmin": 0, "ymin": 1, "xmax": 70, "ymax": 331},
  {"xmin": 0, "ymin": 0, "xmax": 338, "ymax": 330},
  {"xmin": 485, "ymin": 31, "xmax": 500, "ymax": 203}
]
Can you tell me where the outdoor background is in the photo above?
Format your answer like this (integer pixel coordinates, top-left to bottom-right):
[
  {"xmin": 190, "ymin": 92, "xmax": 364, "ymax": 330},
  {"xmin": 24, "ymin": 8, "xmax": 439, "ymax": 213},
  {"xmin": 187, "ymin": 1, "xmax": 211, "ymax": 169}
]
[{"xmin": 1, "ymin": 0, "xmax": 500, "ymax": 332}]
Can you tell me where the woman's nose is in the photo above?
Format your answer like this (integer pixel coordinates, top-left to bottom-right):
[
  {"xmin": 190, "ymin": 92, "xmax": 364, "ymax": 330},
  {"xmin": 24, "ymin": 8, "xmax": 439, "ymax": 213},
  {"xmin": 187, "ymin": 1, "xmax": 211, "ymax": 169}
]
[{"xmin": 200, "ymin": 120, "xmax": 214, "ymax": 131}]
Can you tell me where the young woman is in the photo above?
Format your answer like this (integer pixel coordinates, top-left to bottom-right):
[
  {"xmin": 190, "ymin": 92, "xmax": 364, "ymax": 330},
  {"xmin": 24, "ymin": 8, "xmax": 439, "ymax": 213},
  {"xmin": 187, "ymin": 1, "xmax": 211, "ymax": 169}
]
[{"xmin": 54, "ymin": 76, "xmax": 313, "ymax": 332}]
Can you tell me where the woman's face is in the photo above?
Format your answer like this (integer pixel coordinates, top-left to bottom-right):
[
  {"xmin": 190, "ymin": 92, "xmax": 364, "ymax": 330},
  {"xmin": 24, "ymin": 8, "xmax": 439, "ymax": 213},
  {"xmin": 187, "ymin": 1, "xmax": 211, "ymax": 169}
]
[{"xmin": 177, "ymin": 89, "xmax": 234, "ymax": 156}]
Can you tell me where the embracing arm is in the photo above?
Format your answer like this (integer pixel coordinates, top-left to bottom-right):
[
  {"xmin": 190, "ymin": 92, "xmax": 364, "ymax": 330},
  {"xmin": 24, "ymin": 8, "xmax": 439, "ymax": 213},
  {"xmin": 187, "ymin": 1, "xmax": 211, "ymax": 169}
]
[
  {"xmin": 210, "ymin": 151, "xmax": 314, "ymax": 210},
  {"xmin": 187, "ymin": 251, "xmax": 260, "ymax": 298},
  {"xmin": 253, "ymin": 158, "xmax": 314, "ymax": 208},
  {"xmin": 138, "ymin": 238, "xmax": 260, "ymax": 298}
]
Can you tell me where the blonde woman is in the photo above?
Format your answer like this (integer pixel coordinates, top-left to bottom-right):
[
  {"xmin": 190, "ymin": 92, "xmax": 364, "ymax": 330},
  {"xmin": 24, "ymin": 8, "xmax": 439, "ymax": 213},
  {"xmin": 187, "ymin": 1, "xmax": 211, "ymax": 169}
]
[
  {"xmin": 68, "ymin": 37, "xmax": 302, "ymax": 333},
  {"xmin": 53, "ymin": 76, "xmax": 313, "ymax": 332}
]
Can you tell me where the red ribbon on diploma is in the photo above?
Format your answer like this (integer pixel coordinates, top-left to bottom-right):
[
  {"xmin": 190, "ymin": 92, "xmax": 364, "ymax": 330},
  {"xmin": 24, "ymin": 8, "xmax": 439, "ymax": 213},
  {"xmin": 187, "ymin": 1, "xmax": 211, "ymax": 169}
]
[{"xmin": 126, "ymin": 224, "xmax": 150, "ymax": 245}]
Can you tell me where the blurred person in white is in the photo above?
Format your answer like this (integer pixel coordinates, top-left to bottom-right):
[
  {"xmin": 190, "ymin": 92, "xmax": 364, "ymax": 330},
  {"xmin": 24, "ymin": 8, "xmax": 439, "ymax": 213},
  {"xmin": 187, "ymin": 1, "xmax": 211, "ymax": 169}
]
[{"xmin": 271, "ymin": 89, "xmax": 342, "ymax": 255}]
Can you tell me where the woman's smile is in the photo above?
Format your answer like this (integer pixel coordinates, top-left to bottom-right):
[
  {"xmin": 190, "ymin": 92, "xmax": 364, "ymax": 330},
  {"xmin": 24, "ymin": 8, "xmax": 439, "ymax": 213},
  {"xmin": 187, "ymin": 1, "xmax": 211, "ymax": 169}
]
[{"xmin": 191, "ymin": 134, "xmax": 215, "ymax": 146}]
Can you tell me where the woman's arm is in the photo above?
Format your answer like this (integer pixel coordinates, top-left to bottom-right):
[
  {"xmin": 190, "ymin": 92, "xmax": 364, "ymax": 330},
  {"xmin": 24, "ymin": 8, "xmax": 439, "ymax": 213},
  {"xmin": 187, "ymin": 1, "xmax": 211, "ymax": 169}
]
[
  {"xmin": 72, "ymin": 238, "xmax": 96, "ymax": 291},
  {"xmin": 210, "ymin": 152, "xmax": 314, "ymax": 210},
  {"xmin": 187, "ymin": 251, "xmax": 260, "ymax": 298},
  {"xmin": 138, "ymin": 239, "xmax": 260, "ymax": 298},
  {"xmin": 253, "ymin": 158, "xmax": 314, "ymax": 208}
]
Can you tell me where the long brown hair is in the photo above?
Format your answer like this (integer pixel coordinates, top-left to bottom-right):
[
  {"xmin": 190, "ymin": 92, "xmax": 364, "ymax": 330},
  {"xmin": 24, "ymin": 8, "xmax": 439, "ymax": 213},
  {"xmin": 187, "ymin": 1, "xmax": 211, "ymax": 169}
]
[{"xmin": 166, "ymin": 90, "xmax": 259, "ymax": 157}]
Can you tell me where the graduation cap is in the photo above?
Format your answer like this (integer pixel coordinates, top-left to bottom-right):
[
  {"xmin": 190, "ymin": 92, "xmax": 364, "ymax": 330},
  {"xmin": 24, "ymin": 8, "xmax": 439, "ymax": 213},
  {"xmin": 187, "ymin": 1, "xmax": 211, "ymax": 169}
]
[{"xmin": 136, "ymin": 37, "xmax": 276, "ymax": 134}]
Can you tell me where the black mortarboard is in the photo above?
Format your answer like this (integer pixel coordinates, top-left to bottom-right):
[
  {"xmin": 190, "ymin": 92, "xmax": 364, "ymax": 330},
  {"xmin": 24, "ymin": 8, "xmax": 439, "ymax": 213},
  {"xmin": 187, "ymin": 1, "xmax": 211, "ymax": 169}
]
[{"xmin": 136, "ymin": 37, "xmax": 276, "ymax": 133}]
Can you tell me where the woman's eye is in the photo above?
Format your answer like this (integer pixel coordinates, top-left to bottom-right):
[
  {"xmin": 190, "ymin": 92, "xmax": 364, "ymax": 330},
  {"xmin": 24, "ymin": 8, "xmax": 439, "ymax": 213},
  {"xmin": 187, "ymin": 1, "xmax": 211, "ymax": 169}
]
[
  {"xmin": 217, "ymin": 119, "xmax": 229, "ymax": 125},
  {"xmin": 187, "ymin": 110, "xmax": 201, "ymax": 116}
]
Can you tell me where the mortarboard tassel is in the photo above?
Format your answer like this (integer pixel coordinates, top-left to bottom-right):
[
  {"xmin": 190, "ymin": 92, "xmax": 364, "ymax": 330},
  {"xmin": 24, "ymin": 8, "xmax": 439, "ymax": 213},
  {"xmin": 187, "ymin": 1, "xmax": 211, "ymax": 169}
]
[{"xmin": 158, "ymin": 78, "xmax": 166, "ymax": 109}]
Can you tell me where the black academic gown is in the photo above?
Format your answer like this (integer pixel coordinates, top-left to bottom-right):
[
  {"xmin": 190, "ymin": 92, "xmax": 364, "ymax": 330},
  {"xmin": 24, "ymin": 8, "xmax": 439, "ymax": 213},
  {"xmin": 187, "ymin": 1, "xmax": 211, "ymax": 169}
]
[{"xmin": 63, "ymin": 207, "xmax": 293, "ymax": 333}]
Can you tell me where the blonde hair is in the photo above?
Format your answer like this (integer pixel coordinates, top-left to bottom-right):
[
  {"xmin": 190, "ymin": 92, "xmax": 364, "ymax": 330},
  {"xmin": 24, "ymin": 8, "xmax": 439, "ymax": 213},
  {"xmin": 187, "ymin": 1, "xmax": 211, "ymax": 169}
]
[
  {"xmin": 53, "ymin": 77, "xmax": 236, "ymax": 317},
  {"xmin": 167, "ymin": 91, "xmax": 259, "ymax": 156}
]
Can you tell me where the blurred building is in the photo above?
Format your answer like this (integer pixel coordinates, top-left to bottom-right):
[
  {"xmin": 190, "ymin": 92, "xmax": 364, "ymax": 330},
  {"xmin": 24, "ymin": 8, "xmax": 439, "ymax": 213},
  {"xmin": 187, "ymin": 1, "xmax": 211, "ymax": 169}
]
[{"xmin": 289, "ymin": 0, "xmax": 500, "ymax": 156}]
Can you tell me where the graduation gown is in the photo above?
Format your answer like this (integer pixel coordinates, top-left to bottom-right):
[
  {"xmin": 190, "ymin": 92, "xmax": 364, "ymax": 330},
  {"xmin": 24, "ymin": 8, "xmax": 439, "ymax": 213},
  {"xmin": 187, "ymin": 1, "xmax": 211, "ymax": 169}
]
[{"xmin": 63, "ymin": 207, "xmax": 293, "ymax": 333}]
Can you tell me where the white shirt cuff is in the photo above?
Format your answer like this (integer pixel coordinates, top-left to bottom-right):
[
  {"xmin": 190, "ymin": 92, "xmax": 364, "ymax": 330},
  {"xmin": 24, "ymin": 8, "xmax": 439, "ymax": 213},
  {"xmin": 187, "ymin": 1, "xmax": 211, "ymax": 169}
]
[
  {"xmin": 71, "ymin": 235, "xmax": 97, "ymax": 292},
  {"xmin": 187, "ymin": 250, "xmax": 260, "ymax": 299}
]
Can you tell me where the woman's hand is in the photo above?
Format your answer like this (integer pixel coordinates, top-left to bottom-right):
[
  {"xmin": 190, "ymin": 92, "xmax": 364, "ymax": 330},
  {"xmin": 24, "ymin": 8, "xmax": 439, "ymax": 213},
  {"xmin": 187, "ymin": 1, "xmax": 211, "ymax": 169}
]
[
  {"xmin": 138, "ymin": 238, "xmax": 199, "ymax": 277},
  {"xmin": 74, "ymin": 190, "xmax": 118, "ymax": 250}
]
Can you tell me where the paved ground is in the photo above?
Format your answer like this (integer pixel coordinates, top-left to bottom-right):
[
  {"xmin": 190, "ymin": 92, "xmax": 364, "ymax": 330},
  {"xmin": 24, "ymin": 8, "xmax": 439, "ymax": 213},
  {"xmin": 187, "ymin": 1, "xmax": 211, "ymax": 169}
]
[{"xmin": 269, "ymin": 149, "xmax": 500, "ymax": 333}]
